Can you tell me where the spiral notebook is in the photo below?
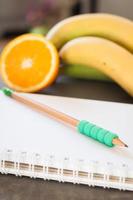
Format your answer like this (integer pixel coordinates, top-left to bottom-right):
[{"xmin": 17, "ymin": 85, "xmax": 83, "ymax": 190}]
[{"xmin": 0, "ymin": 91, "xmax": 133, "ymax": 191}]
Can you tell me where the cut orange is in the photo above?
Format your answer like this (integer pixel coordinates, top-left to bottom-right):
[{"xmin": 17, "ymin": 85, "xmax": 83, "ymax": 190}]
[{"xmin": 0, "ymin": 34, "xmax": 59, "ymax": 92}]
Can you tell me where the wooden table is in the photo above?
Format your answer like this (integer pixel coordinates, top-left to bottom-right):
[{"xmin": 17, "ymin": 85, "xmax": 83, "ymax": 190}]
[{"xmin": 0, "ymin": 77, "xmax": 132, "ymax": 199}]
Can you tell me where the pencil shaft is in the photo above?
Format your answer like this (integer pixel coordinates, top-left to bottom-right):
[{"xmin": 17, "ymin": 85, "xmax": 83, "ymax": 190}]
[
  {"xmin": 12, "ymin": 92, "xmax": 79, "ymax": 127},
  {"xmin": 1, "ymin": 87, "xmax": 127, "ymax": 148}
]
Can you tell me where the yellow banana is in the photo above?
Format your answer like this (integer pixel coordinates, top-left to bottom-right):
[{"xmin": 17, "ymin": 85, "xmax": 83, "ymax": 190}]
[
  {"xmin": 60, "ymin": 37, "xmax": 133, "ymax": 96},
  {"xmin": 47, "ymin": 13, "xmax": 133, "ymax": 52}
]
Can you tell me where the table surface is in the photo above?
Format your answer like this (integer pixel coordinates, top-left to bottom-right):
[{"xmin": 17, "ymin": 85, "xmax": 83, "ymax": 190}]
[{"xmin": 0, "ymin": 77, "xmax": 133, "ymax": 200}]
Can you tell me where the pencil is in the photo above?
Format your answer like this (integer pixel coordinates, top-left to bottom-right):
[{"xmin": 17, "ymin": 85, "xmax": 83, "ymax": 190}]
[{"xmin": 1, "ymin": 87, "xmax": 128, "ymax": 148}]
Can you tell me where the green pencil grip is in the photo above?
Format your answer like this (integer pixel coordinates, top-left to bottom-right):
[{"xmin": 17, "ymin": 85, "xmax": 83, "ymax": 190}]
[
  {"xmin": 1, "ymin": 88, "xmax": 118, "ymax": 147},
  {"xmin": 77, "ymin": 120, "xmax": 118, "ymax": 147}
]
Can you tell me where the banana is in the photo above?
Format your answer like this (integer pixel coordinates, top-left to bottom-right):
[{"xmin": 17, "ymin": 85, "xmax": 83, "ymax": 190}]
[
  {"xmin": 60, "ymin": 37, "xmax": 133, "ymax": 96},
  {"xmin": 47, "ymin": 13, "xmax": 133, "ymax": 52},
  {"xmin": 60, "ymin": 64, "xmax": 111, "ymax": 81}
]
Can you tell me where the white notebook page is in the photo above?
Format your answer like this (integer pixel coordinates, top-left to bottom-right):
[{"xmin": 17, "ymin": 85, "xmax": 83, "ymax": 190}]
[{"xmin": 1, "ymin": 92, "xmax": 133, "ymax": 176}]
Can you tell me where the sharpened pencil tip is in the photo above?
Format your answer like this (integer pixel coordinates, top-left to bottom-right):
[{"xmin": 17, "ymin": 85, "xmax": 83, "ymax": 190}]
[{"xmin": 112, "ymin": 138, "xmax": 128, "ymax": 148}]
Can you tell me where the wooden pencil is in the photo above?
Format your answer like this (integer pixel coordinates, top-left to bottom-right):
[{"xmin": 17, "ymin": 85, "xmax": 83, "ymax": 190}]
[{"xmin": 1, "ymin": 88, "xmax": 128, "ymax": 148}]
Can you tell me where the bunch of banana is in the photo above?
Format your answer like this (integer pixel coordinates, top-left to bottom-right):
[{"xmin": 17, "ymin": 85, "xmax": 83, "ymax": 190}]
[{"xmin": 46, "ymin": 13, "xmax": 133, "ymax": 96}]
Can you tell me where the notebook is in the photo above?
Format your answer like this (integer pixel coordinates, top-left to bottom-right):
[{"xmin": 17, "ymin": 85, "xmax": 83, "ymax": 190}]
[{"xmin": 0, "ymin": 91, "xmax": 133, "ymax": 191}]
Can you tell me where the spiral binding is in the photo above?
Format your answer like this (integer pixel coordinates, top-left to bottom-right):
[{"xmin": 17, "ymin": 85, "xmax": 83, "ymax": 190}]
[{"xmin": 0, "ymin": 149, "xmax": 132, "ymax": 191}]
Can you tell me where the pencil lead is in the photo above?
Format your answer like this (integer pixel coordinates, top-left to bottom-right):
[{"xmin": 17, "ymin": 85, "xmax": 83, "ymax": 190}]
[{"xmin": 112, "ymin": 138, "xmax": 128, "ymax": 147}]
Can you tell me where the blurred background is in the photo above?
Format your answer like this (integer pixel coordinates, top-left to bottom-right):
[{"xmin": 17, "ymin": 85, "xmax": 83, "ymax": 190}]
[
  {"xmin": 0, "ymin": 0, "xmax": 133, "ymax": 103},
  {"xmin": 0, "ymin": 0, "xmax": 133, "ymax": 39}
]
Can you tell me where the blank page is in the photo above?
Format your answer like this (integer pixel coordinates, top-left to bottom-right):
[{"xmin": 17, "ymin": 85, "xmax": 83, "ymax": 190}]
[{"xmin": 1, "ymin": 92, "xmax": 133, "ymax": 174}]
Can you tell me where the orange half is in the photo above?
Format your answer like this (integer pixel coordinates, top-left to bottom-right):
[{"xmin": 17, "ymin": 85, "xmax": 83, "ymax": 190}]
[{"xmin": 0, "ymin": 34, "xmax": 59, "ymax": 92}]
